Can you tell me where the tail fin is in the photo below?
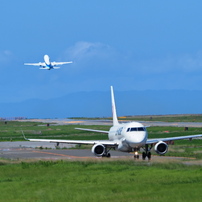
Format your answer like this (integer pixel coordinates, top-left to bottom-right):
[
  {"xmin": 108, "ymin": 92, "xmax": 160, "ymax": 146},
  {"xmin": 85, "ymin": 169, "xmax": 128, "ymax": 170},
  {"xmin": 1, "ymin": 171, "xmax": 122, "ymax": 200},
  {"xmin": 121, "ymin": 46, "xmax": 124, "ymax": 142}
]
[{"xmin": 111, "ymin": 86, "xmax": 119, "ymax": 126}]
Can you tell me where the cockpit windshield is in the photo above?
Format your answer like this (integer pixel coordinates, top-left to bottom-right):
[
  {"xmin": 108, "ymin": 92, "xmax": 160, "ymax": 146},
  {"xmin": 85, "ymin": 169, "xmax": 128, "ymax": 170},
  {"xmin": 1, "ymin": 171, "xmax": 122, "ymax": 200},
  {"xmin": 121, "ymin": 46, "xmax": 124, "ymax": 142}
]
[{"xmin": 127, "ymin": 127, "xmax": 145, "ymax": 132}]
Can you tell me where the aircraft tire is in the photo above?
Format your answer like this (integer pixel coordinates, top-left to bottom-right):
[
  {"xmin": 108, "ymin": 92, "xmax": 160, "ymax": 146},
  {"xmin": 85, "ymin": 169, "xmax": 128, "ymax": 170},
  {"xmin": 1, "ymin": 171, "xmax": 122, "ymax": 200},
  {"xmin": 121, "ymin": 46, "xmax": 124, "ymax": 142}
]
[
  {"xmin": 142, "ymin": 152, "xmax": 146, "ymax": 160},
  {"xmin": 147, "ymin": 152, "xmax": 151, "ymax": 160},
  {"xmin": 107, "ymin": 153, "xmax": 111, "ymax": 158}
]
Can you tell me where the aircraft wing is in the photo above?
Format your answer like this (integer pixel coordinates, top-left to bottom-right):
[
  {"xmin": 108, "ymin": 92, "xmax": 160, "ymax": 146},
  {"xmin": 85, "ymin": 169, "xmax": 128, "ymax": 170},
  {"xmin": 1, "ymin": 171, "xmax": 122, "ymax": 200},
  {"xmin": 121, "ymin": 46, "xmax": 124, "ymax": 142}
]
[
  {"xmin": 22, "ymin": 130, "xmax": 116, "ymax": 146},
  {"xmin": 26, "ymin": 138, "xmax": 118, "ymax": 146},
  {"xmin": 52, "ymin": 61, "xmax": 73, "ymax": 66},
  {"xmin": 24, "ymin": 62, "xmax": 45, "ymax": 67},
  {"xmin": 146, "ymin": 134, "xmax": 202, "ymax": 144},
  {"xmin": 75, "ymin": 127, "xmax": 109, "ymax": 134}
]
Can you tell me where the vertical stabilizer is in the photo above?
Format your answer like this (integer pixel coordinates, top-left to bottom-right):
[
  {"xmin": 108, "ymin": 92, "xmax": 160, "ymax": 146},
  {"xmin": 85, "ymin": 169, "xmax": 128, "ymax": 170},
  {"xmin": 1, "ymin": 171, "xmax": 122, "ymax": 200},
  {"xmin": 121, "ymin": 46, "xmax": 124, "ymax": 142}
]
[{"xmin": 111, "ymin": 86, "xmax": 119, "ymax": 126}]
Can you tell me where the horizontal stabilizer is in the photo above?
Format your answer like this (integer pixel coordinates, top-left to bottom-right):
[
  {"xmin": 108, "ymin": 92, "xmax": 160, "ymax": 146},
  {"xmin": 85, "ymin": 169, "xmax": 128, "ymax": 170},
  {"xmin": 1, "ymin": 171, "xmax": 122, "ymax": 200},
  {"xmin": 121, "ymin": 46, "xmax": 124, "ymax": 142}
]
[
  {"xmin": 75, "ymin": 127, "xmax": 109, "ymax": 134},
  {"xmin": 39, "ymin": 67, "xmax": 49, "ymax": 70}
]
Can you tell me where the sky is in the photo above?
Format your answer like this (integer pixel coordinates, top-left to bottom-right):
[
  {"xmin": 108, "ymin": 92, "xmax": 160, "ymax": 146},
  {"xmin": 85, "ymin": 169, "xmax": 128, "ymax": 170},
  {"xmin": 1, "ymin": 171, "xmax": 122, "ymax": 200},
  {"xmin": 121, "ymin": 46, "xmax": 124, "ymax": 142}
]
[{"xmin": 1, "ymin": 1, "xmax": 202, "ymax": 117}]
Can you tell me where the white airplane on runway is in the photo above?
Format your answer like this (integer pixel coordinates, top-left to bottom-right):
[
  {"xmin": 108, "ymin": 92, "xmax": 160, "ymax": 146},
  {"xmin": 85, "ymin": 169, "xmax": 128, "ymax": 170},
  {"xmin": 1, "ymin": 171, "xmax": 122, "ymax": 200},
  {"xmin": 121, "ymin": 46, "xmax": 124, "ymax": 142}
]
[
  {"xmin": 23, "ymin": 86, "xmax": 202, "ymax": 160},
  {"xmin": 24, "ymin": 55, "xmax": 72, "ymax": 70}
]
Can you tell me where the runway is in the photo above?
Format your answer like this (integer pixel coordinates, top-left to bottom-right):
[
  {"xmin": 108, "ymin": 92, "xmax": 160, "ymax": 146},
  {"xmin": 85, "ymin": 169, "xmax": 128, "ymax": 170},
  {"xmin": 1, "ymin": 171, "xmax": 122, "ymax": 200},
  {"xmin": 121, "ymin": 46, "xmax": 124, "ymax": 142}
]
[
  {"xmin": 0, "ymin": 141, "xmax": 131, "ymax": 160},
  {"xmin": 0, "ymin": 147, "xmax": 131, "ymax": 160},
  {"xmin": 0, "ymin": 141, "xmax": 133, "ymax": 160},
  {"xmin": 0, "ymin": 141, "xmax": 197, "ymax": 164}
]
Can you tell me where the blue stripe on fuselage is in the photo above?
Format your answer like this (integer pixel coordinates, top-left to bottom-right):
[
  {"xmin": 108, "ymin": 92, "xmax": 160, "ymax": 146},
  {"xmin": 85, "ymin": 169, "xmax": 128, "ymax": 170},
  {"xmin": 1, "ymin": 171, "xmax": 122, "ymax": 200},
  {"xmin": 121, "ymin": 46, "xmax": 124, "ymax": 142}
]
[{"xmin": 45, "ymin": 63, "xmax": 53, "ymax": 70}]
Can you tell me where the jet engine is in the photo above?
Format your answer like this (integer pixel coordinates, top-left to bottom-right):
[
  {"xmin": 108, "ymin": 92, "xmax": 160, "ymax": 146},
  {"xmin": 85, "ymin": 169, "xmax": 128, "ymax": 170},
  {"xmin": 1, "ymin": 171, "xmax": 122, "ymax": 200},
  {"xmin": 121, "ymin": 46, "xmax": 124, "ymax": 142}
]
[
  {"xmin": 91, "ymin": 144, "xmax": 105, "ymax": 157},
  {"xmin": 154, "ymin": 141, "xmax": 168, "ymax": 155}
]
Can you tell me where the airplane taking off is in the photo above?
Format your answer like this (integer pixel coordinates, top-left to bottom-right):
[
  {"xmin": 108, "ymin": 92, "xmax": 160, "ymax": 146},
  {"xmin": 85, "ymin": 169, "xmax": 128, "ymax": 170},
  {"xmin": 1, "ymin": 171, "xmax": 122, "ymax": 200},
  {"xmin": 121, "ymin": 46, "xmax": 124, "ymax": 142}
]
[
  {"xmin": 24, "ymin": 86, "xmax": 202, "ymax": 160},
  {"xmin": 24, "ymin": 55, "xmax": 72, "ymax": 70}
]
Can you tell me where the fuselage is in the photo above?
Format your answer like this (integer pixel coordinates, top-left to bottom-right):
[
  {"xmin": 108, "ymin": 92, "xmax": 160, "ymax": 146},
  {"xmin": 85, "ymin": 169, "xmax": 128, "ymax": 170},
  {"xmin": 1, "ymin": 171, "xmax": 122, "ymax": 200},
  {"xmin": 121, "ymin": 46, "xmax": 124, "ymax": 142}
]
[
  {"xmin": 44, "ymin": 55, "xmax": 52, "ymax": 70},
  {"xmin": 108, "ymin": 121, "xmax": 148, "ymax": 152}
]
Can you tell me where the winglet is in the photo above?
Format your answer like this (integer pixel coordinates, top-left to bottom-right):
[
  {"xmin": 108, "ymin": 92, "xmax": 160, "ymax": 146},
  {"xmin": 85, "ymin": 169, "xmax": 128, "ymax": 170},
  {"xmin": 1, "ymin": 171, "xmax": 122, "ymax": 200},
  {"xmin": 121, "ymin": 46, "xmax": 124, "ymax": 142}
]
[
  {"xmin": 21, "ymin": 130, "xmax": 29, "ymax": 141},
  {"xmin": 111, "ymin": 86, "xmax": 119, "ymax": 126}
]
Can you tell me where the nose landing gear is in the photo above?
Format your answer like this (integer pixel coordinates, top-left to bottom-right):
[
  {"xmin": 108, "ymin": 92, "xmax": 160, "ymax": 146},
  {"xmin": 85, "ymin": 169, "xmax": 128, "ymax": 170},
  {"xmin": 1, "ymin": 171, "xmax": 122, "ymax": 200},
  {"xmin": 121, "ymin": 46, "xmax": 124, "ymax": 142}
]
[
  {"xmin": 133, "ymin": 149, "xmax": 140, "ymax": 159},
  {"xmin": 134, "ymin": 151, "xmax": 139, "ymax": 159}
]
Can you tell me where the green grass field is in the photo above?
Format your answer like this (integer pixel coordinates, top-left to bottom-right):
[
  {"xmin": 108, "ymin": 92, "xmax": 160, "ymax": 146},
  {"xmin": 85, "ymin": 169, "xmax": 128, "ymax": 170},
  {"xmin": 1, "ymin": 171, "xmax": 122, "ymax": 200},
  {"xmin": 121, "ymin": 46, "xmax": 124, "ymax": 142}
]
[
  {"xmin": 0, "ymin": 121, "xmax": 110, "ymax": 142},
  {"xmin": 0, "ymin": 160, "xmax": 201, "ymax": 202},
  {"xmin": 71, "ymin": 114, "xmax": 202, "ymax": 122},
  {"xmin": 121, "ymin": 114, "xmax": 202, "ymax": 122},
  {"xmin": 0, "ymin": 120, "xmax": 202, "ymax": 201},
  {"xmin": 0, "ymin": 120, "xmax": 202, "ymax": 159}
]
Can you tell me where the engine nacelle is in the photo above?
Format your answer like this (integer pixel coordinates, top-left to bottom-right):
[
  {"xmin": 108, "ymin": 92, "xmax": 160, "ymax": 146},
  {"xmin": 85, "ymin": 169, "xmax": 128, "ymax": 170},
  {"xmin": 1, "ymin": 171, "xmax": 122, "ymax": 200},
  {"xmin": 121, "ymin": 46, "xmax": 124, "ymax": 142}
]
[
  {"xmin": 91, "ymin": 144, "xmax": 105, "ymax": 157},
  {"xmin": 154, "ymin": 141, "xmax": 168, "ymax": 155}
]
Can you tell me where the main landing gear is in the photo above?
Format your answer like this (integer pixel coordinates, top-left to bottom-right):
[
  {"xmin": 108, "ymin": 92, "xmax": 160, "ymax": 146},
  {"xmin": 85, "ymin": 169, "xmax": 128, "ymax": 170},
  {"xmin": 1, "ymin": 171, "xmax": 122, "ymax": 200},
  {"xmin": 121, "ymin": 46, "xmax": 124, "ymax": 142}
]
[
  {"xmin": 142, "ymin": 144, "xmax": 153, "ymax": 160},
  {"xmin": 102, "ymin": 147, "xmax": 112, "ymax": 158},
  {"xmin": 102, "ymin": 153, "xmax": 111, "ymax": 158},
  {"xmin": 142, "ymin": 151, "xmax": 151, "ymax": 160}
]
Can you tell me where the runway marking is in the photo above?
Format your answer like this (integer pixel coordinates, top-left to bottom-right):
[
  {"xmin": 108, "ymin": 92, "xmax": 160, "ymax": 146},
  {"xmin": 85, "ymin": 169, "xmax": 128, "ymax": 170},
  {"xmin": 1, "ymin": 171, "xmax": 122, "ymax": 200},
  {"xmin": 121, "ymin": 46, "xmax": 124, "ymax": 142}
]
[
  {"xmin": 31, "ymin": 150, "xmax": 196, "ymax": 160},
  {"xmin": 32, "ymin": 150, "xmax": 90, "ymax": 159}
]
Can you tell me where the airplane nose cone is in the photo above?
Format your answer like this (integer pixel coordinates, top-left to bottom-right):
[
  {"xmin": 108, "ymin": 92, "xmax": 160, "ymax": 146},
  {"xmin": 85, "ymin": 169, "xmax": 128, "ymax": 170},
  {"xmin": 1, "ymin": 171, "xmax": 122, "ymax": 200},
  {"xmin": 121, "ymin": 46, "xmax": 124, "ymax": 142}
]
[{"xmin": 126, "ymin": 132, "xmax": 147, "ymax": 147}]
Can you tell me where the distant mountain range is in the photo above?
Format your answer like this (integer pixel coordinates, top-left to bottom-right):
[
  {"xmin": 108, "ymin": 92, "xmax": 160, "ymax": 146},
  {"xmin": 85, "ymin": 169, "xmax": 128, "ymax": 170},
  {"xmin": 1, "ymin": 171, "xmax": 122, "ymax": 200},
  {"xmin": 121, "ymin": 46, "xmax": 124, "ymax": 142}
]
[{"xmin": 1, "ymin": 90, "xmax": 202, "ymax": 118}]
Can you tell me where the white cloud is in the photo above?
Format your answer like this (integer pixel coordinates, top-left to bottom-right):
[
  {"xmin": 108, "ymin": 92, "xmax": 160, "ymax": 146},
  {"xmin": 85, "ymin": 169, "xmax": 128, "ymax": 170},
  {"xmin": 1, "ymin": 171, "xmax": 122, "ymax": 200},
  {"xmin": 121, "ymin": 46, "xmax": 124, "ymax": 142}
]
[
  {"xmin": 67, "ymin": 41, "xmax": 111, "ymax": 59},
  {"xmin": 64, "ymin": 41, "xmax": 118, "ymax": 66},
  {"xmin": 0, "ymin": 50, "xmax": 13, "ymax": 64},
  {"xmin": 66, "ymin": 42, "xmax": 202, "ymax": 74}
]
